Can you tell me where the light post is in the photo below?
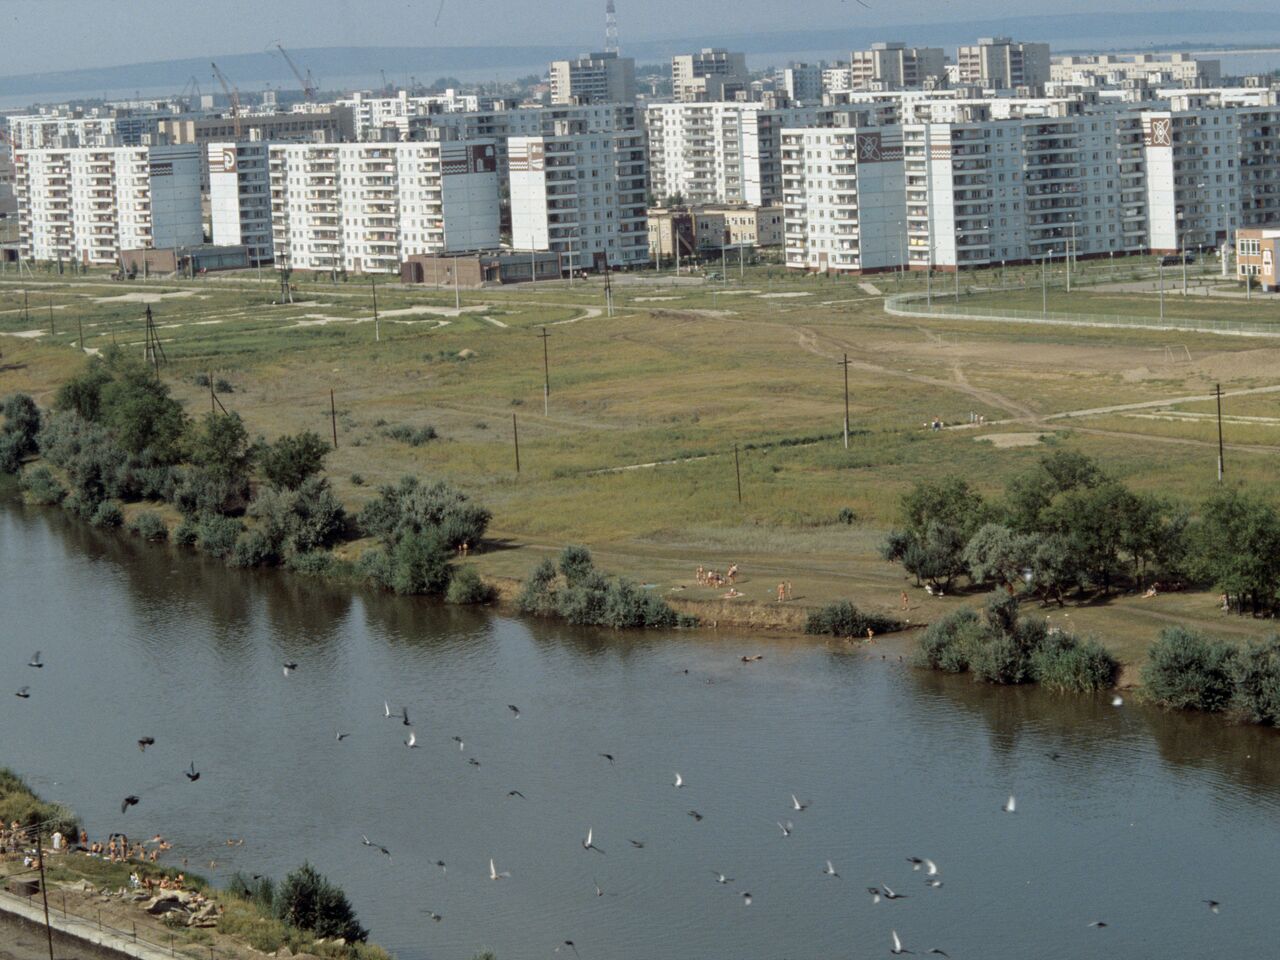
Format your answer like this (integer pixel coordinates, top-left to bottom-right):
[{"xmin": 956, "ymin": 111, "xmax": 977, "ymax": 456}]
[
  {"xmin": 1041, "ymin": 249, "xmax": 1052, "ymax": 318},
  {"xmin": 1067, "ymin": 217, "xmax": 1075, "ymax": 293},
  {"xmin": 1158, "ymin": 257, "xmax": 1165, "ymax": 322}
]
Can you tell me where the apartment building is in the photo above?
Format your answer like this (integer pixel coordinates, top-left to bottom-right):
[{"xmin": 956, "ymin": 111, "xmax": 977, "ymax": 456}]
[
  {"xmin": 779, "ymin": 64, "xmax": 825, "ymax": 105},
  {"xmin": 7, "ymin": 112, "xmax": 120, "ymax": 149},
  {"xmin": 781, "ymin": 125, "xmax": 908, "ymax": 274},
  {"xmin": 207, "ymin": 142, "xmax": 273, "ymax": 265},
  {"xmin": 268, "ymin": 136, "xmax": 500, "ymax": 274},
  {"xmin": 337, "ymin": 90, "xmax": 485, "ymax": 142},
  {"xmin": 509, "ymin": 124, "xmax": 648, "ymax": 271},
  {"xmin": 549, "ymin": 52, "xmax": 636, "ymax": 105},
  {"xmin": 957, "ymin": 38, "xmax": 1051, "ymax": 91},
  {"xmin": 155, "ymin": 108, "xmax": 354, "ymax": 146},
  {"xmin": 14, "ymin": 144, "xmax": 202, "ymax": 265},
  {"xmin": 1052, "ymin": 54, "xmax": 1220, "ymax": 88},
  {"xmin": 849, "ymin": 43, "xmax": 947, "ymax": 91},
  {"xmin": 672, "ymin": 49, "xmax": 750, "ymax": 102}
]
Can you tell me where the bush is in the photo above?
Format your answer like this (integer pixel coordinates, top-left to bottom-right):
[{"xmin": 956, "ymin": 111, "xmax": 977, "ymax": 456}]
[
  {"xmin": 19, "ymin": 466, "xmax": 65, "ymax": 506},
  {"xmin": 1232, "ymin": 636, "xmax": 1280, "ymax": 725},
  {"xmin": 446, "ymin": 565, "xmax": 496, "ymax": 605},
  {"xmin": 350, "ymin": 473, "xmax": 365, "ymax": 486},
  {"xmin": 558, "ymin": 545, "xmax": 595, "ymax": 588},
  {"xmin": 248, "ymin": 478, "xmax": 347, "ymax": 556},
  {"xmin": 197, "ymin": 515, "xmax": 244, "ymax": 559},
  {"xmin": 275, "ymin": 863, "xmax": 367, "ymax": 943},
  {"xmin": 1, "ymin": 394, "xmax": 42, "ymax": 449},
  {"xmin": 173, "ymin": 518, "xmax": 199, "ymax": 547},
  {"xmin": 556, "ymin": 570, "xmax": 611, "ymax": 625},
  {"xmin": 0, "ymin": 768, "xmax": 79, "ymax": 838},
  {"xmin": 1031, "ymin": 634, "xmax": 1118, "ymax": 692},
  {"xmin": 916, "ymin": 608, "xmax": 986, "ymax": 673},
  {"xmin": 259, "ymin": 431, "xmax": 330, "ymax": 491},
  {"xmin": 837, "ymin": 507, "xmax": 856, "ymax": 525},
  {"xmin": 601, "ymin": 578, "xmax": 678, "ymax": 629},
  {"xmin": 215, "ymin": 378, "xmax": 234, "ymax": 394},
  {"xmin": 383, "ymin": 530, "xmax": 452, "ymax": 596},
  {"xmin": 1142, "ymin": 627, "xmax": 1237, "ymax": 712},
  {"xmin": 129, "ymin": 511, "xmax": 169, "ymax": 542},
  {"xmin": 359, "ymin": 475, "xmax": 490, "ymax": 551},
  {"xmin": 90, "ymin": 500, "xmax": 124, "ymax": 529},
  {"xmin": 230, "ymin": 528, "xmax": 281, "ymax": 568},
  {"xmin": 804, "ymin": 601, "xmax": 902, "ymax": 638},
  {"xmin": 285, "ymin": 551, "xmax": 337, "ymax": 577},
  {"xmin": 516, "ymin": 558, "xmax": 558, "ymax": 616},
  {"xmin": 382, "ymin": 424, "xmax": 438, "ymax": 447}
]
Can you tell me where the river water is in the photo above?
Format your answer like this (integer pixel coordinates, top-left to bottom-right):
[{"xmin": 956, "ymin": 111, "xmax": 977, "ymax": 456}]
[{"xmin": 2, "ymin": 495, "xmax": 1279, "ymax": 959}]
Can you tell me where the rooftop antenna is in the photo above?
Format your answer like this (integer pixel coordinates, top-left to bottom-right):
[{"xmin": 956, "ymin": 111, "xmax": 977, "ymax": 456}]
[{"xmin": 605, "ymin": 0, "xmax": 618, "ymax": 54}]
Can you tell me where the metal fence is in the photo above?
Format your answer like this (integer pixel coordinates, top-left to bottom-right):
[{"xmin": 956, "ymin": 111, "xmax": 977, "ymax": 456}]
[{"xmin": 884, "ymin": 289, "xmax": 1280, "ymax": 338}]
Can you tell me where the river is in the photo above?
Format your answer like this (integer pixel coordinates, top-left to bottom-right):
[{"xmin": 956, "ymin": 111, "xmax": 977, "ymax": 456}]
[{"xmin": 2, "ymin": 495, "xmax": 1278, "ymax": 959}]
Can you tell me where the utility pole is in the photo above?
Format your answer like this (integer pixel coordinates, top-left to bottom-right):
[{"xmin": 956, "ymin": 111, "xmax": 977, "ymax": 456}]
[
  {"xmin": 512, "ymin": 412, "xmax": 521, "ymax": 474},
  {"xmin": 838, "ymin": 353, "xmax": 851, "ymax": 449},
  {"xmin": 739, "ymin": 243, "xmax": 744, "ymax": 281},
  {"xmin": 36, "ymin": 831, "xmax": 54, "ymax": 960},
  {"xmin": 453, "ymin": 256, "xmax": 461, "ymax": 311},
  {"xmin": 1041, "ymin": 253, "xmax": 1048, "ymax": 318},
  {"xmin": 1216, "ymin": 382, "xmax": 1225, "ymax": 483},
  {"xmin": 954, "ymin": 262, "xmax": 960, "ymax": 303},
  {"xmin": 538, "ymin": 327, "xmax": 551, "ymax": 416},
  {"xmin": 1158, "ymin": 260, "xmax": 1165, "ymax": 322},
  {"xmin": 1182, "ymin": 243, "xmax": 1188, "ymax": 296},
  {"xmin": 371, "ymin": 277, "xmax": 379, "ymax": 342},
  {"xmin": 330, "ymin": 389, "xmax": 338, "ymax": 449},
  {"xmin": 77, "ymin": 316, "xmax": 84, "ymax": 352}
]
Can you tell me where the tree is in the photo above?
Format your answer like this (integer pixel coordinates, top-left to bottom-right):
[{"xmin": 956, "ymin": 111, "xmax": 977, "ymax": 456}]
[
  {"xmin": 1041, "ymin": 481, "xmax": 1143, "ymax": 595},
  {"xmin": 558, "ymin": 545, "xmax": 595, "ymax": 588},
  {"xmin": 275, "ymin": 863, "xmax": 367, "ymax": 943},
  {"xmin": 54, "ymin": 356, "xmax": 113, "ymax": 421},
  {"xmin": 1005, "ymin": 449, "xmax": 1104, "ymax": 533},
  {"xmin": 388, "ymin": 529, "xmax": 453, "ymax": 596},
  {"xmin": 359, "ymin": 475, "xmax": 490, "ymax": 550},
  {"xmin": 259, "ymin": 430, "xmax": 330, "ymax": 491},
  {"xmin": 98, "ymin": 357, "xmax": 187, "ymax": 463},
  {"xmin": 1142, "ymin": 627, "xmax": 1238, "ymax": 712},
  {"xmin": 901, "ymin": 521, "xmax": 969, "ymax": 591},
  {"xmin": 899, "ymin": 476, "xmax": 987, "ymax": 541},
  {"xmin": 190, "ymin": 412, "xmax": 252, "ymax": 483},
  {"xmin": 964, "ymin": 523, "xmax": 1038, "ymax": 588},
  {"xmin": 1189, "ymin": 488, "xmax": 1280, "ymax": 616}
]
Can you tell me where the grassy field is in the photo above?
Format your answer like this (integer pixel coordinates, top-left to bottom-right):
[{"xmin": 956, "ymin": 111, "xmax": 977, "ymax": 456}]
[{"xmin": 4, "ymin": 262, "xmax": 1280, "ymax": 665}]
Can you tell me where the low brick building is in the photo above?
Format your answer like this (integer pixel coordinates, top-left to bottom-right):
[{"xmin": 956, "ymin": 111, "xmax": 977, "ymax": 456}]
[
  {"xmin": 1236, "ymin": 227, "xmax": 1280, "ymax": 291},
  {"xmin": 400, "ymin": 251, "xmax": 562, "ymax": 287}
]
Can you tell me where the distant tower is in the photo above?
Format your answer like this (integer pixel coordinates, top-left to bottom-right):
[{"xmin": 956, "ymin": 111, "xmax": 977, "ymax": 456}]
[{"xmin": 605, "ymin": 0, "xmax": 619, "ymax": 54}]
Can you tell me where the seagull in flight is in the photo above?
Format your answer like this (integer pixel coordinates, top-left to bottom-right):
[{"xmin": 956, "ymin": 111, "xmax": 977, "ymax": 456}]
[
  {"xmin": 1111, "ymin": 695, "xmax": 1124, "ymax": 707},
  {"xmin": 924, "ymin": 877, "xmax": 944, "ymax": 889},
  {"xmin": 599, "ymin": 753, "xmax": 615, "ymax": 765},
  {"xmin": 593, "ymin": 878, "xmax": 604, "ymax": 898},
  {"xmin": 628, "ymin": 839, "xmax": 645, "ymax": 849},
  {"xmin": 890, "ymin": 929, "xmax": 913, "ymax": 955},
  {"xmin": 712, "ymin": 871, "xmax": 734, "ymax": 885},
  {"xmin": 791, "ymin": 794, "xmax": 809, "ymax": 812},
  {"xmin": 452, "ymin": 736, "xmax": 464, "ymax": 750},
  {"xmin": 405, "ymin": 730, "xmax": 418, "ymax": 748},
  {"xmin": 360, "ymin": 835, "xmax": 391, "ymax": 857},
  {"xmin": 15, "ymin": 687, "xmax": 30, "ymax": 699},
  {"xmin": 401, "ymin": 706, "xmax": 411, "ymax": 727},
  {"xmin": 508, "ymin": 790, "xmax": 526, "ymax": 799},
  {"xmin": 867, "ymin": 887, "xmax": 882, "ymax": 904},
  {"xmin": 556, "ymin": 942, "xmax": 579, "ymax": 958},
  {"xmin": 582, "ymin": 828, "xmax": 605, "ymax": 855},
  {"xmin": 777, "ymin": 820, "xmax": 793, "ymax": 837},
  {"xmin": 882, "ymin": 883, "xmax": 907, "ymax": 900},
  {"xmin": 674, "ymin": 772, "xmax": 684, "ymax": 788},
  {"xmin": 467, "ymin": 757, "xmax": 481, "ymax": 767},
  {"xmin": 121, "ymin": 795, "xmax": 140, "ymax": 814},
  {"xmin": 1203, "ymin": 899, "xmax": 1220, "ymax": 914},
  {"xmin": 383, "ymin": 701, "xmax": 392, "ymax": 719},
  {"xmin": 431, "ymin": 860, "xmax": 447, "ymax": 874},
  {"xmin": 137, "ymin": 737, "xmax": 155, "ymax": 752},
  {"xmin": 282, "ymin": 661, "xmax": 298, "ymax": 677},
  {"xmin": 1002, "ymin": 795, "xmax": 1017, "ymax": 813},
  {"xmin": 823, "ymin": 860, "xmax": 840, "ymax": 878},
  {"xmin": 28, "ymin": 651, "xmax": 42, "ymax": 668},
  {"xmin": 489, "ymin": 858, "xmax": 510, "ymax": 880},
  {"xmin": 927, "ymin": 950, "xmax": 951, "ymax": 958},
  {"xmin": 688, "ymin": 810, "xmax": 703, "ymax": 822},
  {"xmin": 508, "ymin": 704, "xmax": 521, "ymax": 718},
  {"xmin": 425, "ymin": 910, "xmax": 442, "ymax": 922},
  {"xmin": 336, "ymin": 731, "xmax": 349, "ymax": 742},
  {"xmin": 185, "ymin": 761, "xmax": 200, "ymax": 782},
  {"xmin": 1088, "ymin": 921, "xmax": 1108, "ymax": 928},
  {"xmin": 740, "ymin": 891, "xmax": 753, "ymax": 906}
]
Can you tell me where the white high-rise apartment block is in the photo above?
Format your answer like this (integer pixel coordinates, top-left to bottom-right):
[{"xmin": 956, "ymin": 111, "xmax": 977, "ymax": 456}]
[
  {"xmin": 14, "ymin": 144, "xmax": 202, "ymax": 265},
  {"xmin": 268, "ymin": 137, "xmax": 500, "ymax": 274},
  {"xmin": 849, "ymin": 43, "xmax": 947, "ymax": 91},
  {"xmin": 549, "ymin": 52, "xmax": 636, "ymax": 105},
  {"xmin": 781, "ymin": 126, "xmax": 908, "ymax": 273},
  {"xmin": 1052, "ymin": 54, "xmax": 1220, "ymax": 88},
  {"xmin": 207, "ymin": 142, "xmax": 273, "ymax": 265},
  {"xmin": 647, "ymin": 102, "xmax": 835, "ymax": 207},
  {"xmin": 509, "ymin": 124, "xmax": 648, "ymax": 271},
  {"xmin": 957, "ymin": 38, "xmax": 1051, "ymax": 91},
  {"xmin": 672, "ymin": 49, "xmax": 749, "ymax": 102},
  {"xmin": 779, "ymin": 64, "xmax": 825, "ymax": 105},
  {"xmin": 337, "ymin": 90, "xmax": 485, "ymax": 142}
]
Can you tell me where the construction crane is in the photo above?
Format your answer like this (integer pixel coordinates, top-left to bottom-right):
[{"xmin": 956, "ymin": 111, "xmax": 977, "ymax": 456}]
[
  {"xmin": 275, "ymin": 43, "xmax": 318, "ymax": 100},
  {"xmin": 178, "ymin": 75, "xmax": 203, "ymax": 108},
  {"xmin": 210, "ymin": 61, "xmax": 243, "ymax": 137}
]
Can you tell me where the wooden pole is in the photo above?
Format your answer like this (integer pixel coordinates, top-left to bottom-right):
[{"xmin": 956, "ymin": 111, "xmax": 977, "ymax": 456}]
[
  {"xmin": 77, "ymin": 316, "xmax": 84, "ymax": 352},
  {"xmin": 734, "ymin": 443, "xmax": 742, "ymax": 504},
  {"xmin": 36, "ymin": 831, "xmax": 54, "ymax": 960},
  {"xmin": 330, "ymin": 389, "xmax": 338, "ymax": 449},
  {"xmin": 840, "ymin": 353, "xmax": 851, "ymax": 449},
  {"xmin": 512, "ymin": 412, "xmax": 520, "ymax": 475},
  {"xmin": 372, "ymin": 277, "xmax": 379, "ymax": 342},
  {"xmin": 209, "ymin": 370, "xmax": 215, "ymax": 414},
  {"xmin": 538, "ymin": 327, "xmax": 550, "ymax": 416},
  {"xmin": 1216, "ymin": 383, "xmax": 1225, "ymax": 482}
]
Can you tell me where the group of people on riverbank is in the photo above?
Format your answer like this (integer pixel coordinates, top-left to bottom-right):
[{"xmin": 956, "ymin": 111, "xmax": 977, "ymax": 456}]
[{"xmin": 0, "ymin": 820, "xmax": 173, "ymax": 868}]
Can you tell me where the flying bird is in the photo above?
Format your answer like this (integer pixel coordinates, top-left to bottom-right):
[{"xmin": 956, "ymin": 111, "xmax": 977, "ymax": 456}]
[
  {"xmin": 452, "ymin": 736, "xmax": 464, "ymax": 750},
  {"xmin": 489, "ymin": 858, "xmax": 510, "ymax": 880},
  {"xmin": 508, "ymin": 790, "xmax": 526, "ymax": 799},
  {"xmin": 890, "ymin": 929, "xmax": 912, "ymax": 955},
  {"xmin": 1002, "ymin": 795, "xmax": 1017, "ymax": 813},
  {"xmin": 674, "ymin": 772, "xmax": 684, "ymax": 788},
  {"xmin": 791, "ymin": 794, "xmax": 809, "ymax": 812},
  {"xmin": 823, "ymin": 860, "xmax": 840, "ymax": 878},
  {"xmin": 924, "ymin": 877, "xmax": 944, "ymax": 889},
  {"xmin": 882, "ymin": 883, "xmax": 907, "ymax": 900},
  {"xmin": 425, "ymin": 910, "xmax": 442, "ymax": 922},
  {"xmin": 599, "ymin": 753, "xmax": 615, "ymax": 765},
  {"xmin": 508, "ymin": 704, "xmax": 520, "ymax": 718},
  {"xmin": 1203, "ymin": 900, "xmax": 1220, "ymax": 914},
  {"xmin": 628, "ymin": 839, "xmax": 645, "ymax": 849},
  {"xmin": 433, "ymin": 860, "xmax": 447, "ymax": 874},
  {"xmin": 1088, "ymin": 921, "xmax": 1108, "ymax": 928},
  {"xmin": 713, "ymin": 871, "xmax": 734, "ymax": 885},
  {"xmin": 401, "ymin": 706, "xmax": 411, "ymax": 727},
  {"xmin": 582, "ymin": 828, "xmax": 605, "ymax": 855},
  {"xmin": 740, "ymin": 891, "xmax": 753, "ymax": 906},
  {"xmin": 740, "ymin": 654, "xmax": 763, "ymax": 663},
  {"xmin": 28, "ymin": 651, "xmax": 42, "ymax": 668},
  {"xmin": 383, "ymin": 701, "xmax": 392, "ymax": 719},
  {"xmin": 137, "ymin": 737, "xmax": 155, "ymax": 752},
  {"xmin": 405, "ymin": 730, "xmax": 418, "ymax": 748},
  {"xmin": 556, "ymin": 942, "xmax": 579, "ymax": 959},
  {"xmin": 336, "ymin": 731, "xmax": 349, "ymax": 742},
  {"xmin": 1111, "ymin": 695, "xmax": 1124, "ymax": 707},
  {"xmin": 688, "ymin": 810, "xmax": 703, "ymax": 822},
  {"xmin": 468, "ymin": 758, "xmax": 481, "ymax": 767},
  {"xmin": 928, "ymin": 950, "xmax": 951, "ymax": 958},
  {"xmin": 777, "ymin": 820, "xmax": 793, "ymax": 837},
  {"xmin": 593, "ymin": 878, "xmax": 604, "ymax": 898},
  {"xmin": 185, "ymin": 761, "xmax": 200, "ymax": 782},
  {"xmin": 867, "ymin": 887, "xmax": 882, "ymax": 904},
  {"xmin": 15, "ymin": 687, "xmax": 30, "ymax": 699},
  {"xmin": 121, "ymin": 795, "xmax": 140, "ymax": 814},
  {"xmin": 361, "ymin": 835, "xmax": 391, "ymax": 857},
  {"xmin": 282, "ymin": 661, "xmax": 298, "ymax": 676}
]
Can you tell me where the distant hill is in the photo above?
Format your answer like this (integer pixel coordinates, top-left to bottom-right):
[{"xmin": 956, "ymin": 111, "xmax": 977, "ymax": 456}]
[{"xmin": 0, "ymin": 10, "xmax": 1266, "ymax": 102}]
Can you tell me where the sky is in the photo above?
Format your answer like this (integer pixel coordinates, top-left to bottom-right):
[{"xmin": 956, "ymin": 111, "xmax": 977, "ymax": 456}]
[{"xmin": 0, "ymin": 0, "xmax": 1265, "ymax": 75}]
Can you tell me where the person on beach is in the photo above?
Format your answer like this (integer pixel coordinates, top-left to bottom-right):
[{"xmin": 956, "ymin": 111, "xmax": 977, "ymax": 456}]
[
  {"xmin": 900, "ymin": 590, "xmax": 909, "ymax": 610},
  {"xmin": 777, "ymin": 582, "xmax": 786, "ymax": 602},
  {"xmin": 727, "ymin": 564, "xmax": 738, "ymax": 584},
  {"xmin": 785, "ymin": 581, "xmax": 793, "ymax": 601}
]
